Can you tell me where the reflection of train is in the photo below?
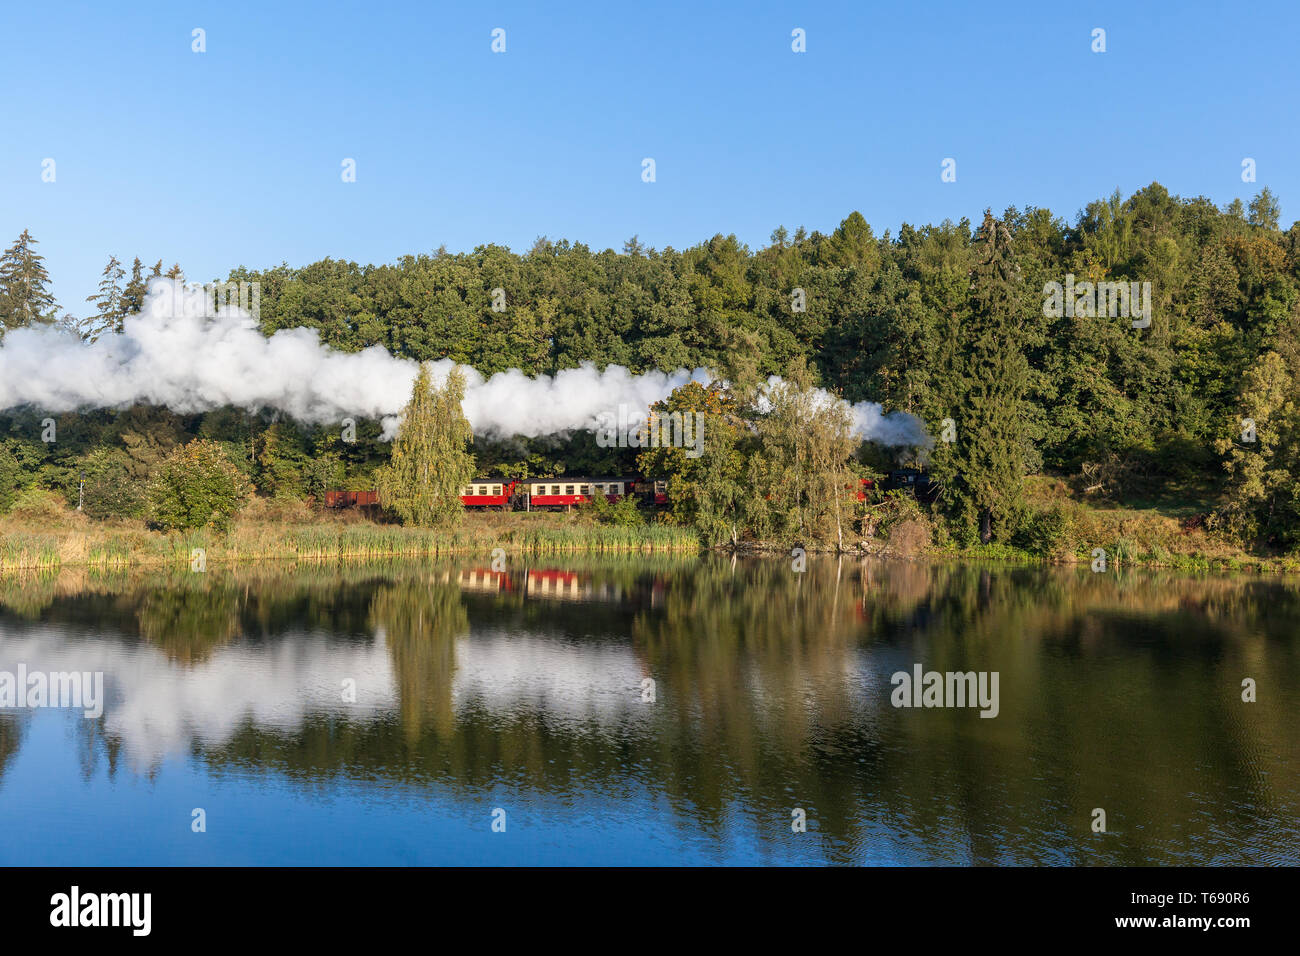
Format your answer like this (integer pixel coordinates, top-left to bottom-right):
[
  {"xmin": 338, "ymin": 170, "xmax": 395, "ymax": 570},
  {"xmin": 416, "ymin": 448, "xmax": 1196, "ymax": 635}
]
[
  {"xmin": 456, "ymin": 568, "xmax": 514, "ymax": 594},
  {"xmin": 456, "ymin": 566, "xmax": 665, "ymax": 609}
]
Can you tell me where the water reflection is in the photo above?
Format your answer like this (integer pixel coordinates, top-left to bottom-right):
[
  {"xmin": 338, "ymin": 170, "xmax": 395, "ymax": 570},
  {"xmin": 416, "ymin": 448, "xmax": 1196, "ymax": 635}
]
[{"xmin": 0, "ymin": 558, "xmax": 1296, "ymax": 865}]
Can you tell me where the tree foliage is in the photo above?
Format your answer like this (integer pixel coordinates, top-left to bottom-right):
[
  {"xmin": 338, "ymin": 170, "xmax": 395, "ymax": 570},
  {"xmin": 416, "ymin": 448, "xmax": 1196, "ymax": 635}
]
[
  {"xmin": 145, "ymin": 439, "xmax": 252, "ymax": 532},
  {"xmin": 376, "ymin": 364, "xmax": 476, "ymax": 527},
  {"xmin": 6, "ymin": 181, "xmax": 1300, "ymax": 550}
]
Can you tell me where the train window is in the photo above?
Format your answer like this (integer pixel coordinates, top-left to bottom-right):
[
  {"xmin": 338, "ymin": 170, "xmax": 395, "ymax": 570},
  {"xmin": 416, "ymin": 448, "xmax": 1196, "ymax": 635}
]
[
  {"xmin": 565, "ymin": 485, "xmax": 574, "ymax": 495},
  {"xmin": 492, "ymin": 484, "xmax": 501, "ymax": 496},
  {"xmin": 610, "ymin": 483, "xmax": 621, "ymax": 494},
  {"xmin": 579, "ymin": 484, "xmax": 589, "ymax": 495}
]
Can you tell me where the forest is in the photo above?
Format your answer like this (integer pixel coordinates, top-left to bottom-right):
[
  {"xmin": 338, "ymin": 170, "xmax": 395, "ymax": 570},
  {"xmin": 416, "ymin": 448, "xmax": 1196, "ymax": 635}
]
[{"xmin": 1, "ymin": 181, "xmax": 1298, "ymax": 556}]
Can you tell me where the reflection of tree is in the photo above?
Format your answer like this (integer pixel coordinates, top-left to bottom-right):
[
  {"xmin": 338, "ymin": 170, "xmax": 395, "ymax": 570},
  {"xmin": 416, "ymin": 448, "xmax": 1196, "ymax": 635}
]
[
  {"xmin": 631, "ymin": 556, "xmax": 870, "ymax": 859},
  {"xmin": 75, "ymin": 713, "xmax": 124, "ymax": 784},
  {"xmin": 134, "ymin": 578, "xmax": 244, "ymax": 663},
  {"xmin": 0, "ymin": 570, "xmax": 64, "ymax": 618},
  {"xmin": 0, "ymin": 716, "xmax": 28, "ymax": 784},
  {"xmin": 5, "ymin": 557, "xmax": 1298, "ymax": 863},
  {"xmin": 370, "ymin": 577, "xmax": 467, "ymax": 742}
]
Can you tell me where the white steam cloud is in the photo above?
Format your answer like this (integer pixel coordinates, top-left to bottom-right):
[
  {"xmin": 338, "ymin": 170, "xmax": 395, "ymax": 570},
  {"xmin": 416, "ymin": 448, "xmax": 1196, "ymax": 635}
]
[{"xmin": 0, "ymin": 279, "xmax": 930, "ymax": 446}]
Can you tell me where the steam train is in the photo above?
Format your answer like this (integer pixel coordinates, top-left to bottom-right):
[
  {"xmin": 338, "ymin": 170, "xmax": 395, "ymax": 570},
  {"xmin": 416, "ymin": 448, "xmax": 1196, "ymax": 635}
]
[
  {"xmin": 323, "ymin": 477, "xmax": 667, "ymax": 512},
  {"xmin": 322, "ymin": 468, "xmax": 933, "ymax": 512}
]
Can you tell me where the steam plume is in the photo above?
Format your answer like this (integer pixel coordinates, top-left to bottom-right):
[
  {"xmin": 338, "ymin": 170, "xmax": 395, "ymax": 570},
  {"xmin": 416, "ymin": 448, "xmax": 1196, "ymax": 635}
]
[{"xmin": 0, "ymin": 279, "xmax": 931, "ymax": 446}]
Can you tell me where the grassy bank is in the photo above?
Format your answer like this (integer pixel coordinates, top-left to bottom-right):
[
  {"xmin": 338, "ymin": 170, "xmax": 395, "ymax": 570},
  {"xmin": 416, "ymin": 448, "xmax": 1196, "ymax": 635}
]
[
  {"xmin": 877, "ymin": 476, "xmax": 1300, "ymax": 573},
  {"xmin": 0, "ymin": 501, "xmax": 700, "ymax": 573},
  {"xmin": 716, "ymin": 476, "xmax": 1300, "ymax": 573},
  {"xmin": 5, "ymin": 479, "xmax": 1297, "ymax": 575}
]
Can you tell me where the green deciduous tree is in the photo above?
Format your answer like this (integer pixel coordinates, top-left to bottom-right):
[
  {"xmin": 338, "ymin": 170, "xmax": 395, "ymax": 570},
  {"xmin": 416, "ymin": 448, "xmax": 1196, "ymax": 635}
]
[
  {"xmin": 376, "ymin": 364, "xmax": 476, "ymax": 526},
  {"xmin": 145, "ymin": 439, "xmax": 252, "ymax": 532},
  {"xmin": 638, "ymin": 381, "xmax": 748, "ymax": 546},
  {"xmin": 747, "ymin": 359, "xmax": 858, "ymax": 547}
]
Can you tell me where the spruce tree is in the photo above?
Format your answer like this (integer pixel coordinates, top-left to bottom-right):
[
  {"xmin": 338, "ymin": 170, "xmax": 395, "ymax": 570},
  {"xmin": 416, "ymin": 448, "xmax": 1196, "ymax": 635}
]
[
  {"xmin": 81, "ymin": 255, "xmax": 126, "ymax": 341},
  {"xmin": 120, "ymin": 256, "xmax": 148, "ymax": 318},
  {"xmin": 931, "ymin": 211, "xmax": 1029, "ymax": 544},
  {"xmin": 0, "ymin": 229, "xmax": 58, "ymax": 333}
]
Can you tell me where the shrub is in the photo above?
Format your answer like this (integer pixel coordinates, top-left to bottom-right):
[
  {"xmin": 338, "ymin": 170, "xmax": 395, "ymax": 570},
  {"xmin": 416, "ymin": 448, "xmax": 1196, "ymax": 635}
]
[
  {"xmin": 6, "ymin": 488, "xmax": 69, "ymax": 522},
  {"xmin": 76, "ymin": 448, "xmax": 145, "ymax": 520},
  {"xmin": 864, "ymin": 490, "xmax": 926, "ymax": 540},
  {"xmin": 242, "ymin": 495, "xmax": 314, "ymax": 524},
  {"xmin": 579, "ymin": 492, "xmax": 646, "ymax": 527},
  {"xmin": 1013, "ymin": 503, "xmax": 1075, "ymax": 556},
  {"xmin": 145, "ymin": 439, "xmax": 252, "ymax": 532},
  {"xmin": 0, "ymin": 445, "xmax": 34, "ymax": 514},
  {"xmin": 888, "ymin": 518, "xmax": 932, "ymax": 555}
]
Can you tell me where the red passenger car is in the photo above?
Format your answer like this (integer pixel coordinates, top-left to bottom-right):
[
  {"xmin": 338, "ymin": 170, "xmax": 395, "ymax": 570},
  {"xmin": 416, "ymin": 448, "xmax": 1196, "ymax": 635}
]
[{"xmin": 457, "ymin": 478, "xmax": 518, "ymax": 510}]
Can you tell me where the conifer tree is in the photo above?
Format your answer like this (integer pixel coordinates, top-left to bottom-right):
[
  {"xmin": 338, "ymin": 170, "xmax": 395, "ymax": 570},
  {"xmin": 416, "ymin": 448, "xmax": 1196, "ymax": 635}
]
[
  {"xmin": 81, "ymin": 255, "xmax": 126, "ymax": 341},
  {"xmin": 120, "ymin": 257, "xmax": 149, "ymax": 318},
  {"xmin": 931, "ymin": 211, "xmax": 1030, "ymax": 544},
  {"xmin": 0, "ymin": 229, "xmax": 58, "ymax": 333}
]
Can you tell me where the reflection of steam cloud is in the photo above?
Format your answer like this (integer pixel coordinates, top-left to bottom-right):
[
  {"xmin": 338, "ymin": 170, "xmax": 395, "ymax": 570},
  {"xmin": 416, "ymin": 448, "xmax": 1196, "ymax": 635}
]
[
  {"xmin": 450, "ymin": 630, "xmax": 648, "ymax": 726},
  {"xmin": 0, "ymin": 629, "xmax": 396, "ymax": 768},
  {"xmin": 0, "ymin": 621, "xmax": 652, "ymax": 768}
]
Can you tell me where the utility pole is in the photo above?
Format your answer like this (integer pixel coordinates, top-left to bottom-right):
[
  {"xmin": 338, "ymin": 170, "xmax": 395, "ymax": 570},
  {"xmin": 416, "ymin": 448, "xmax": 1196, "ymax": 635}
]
[{"xmin": 77, "ymin": 470, "xmax": 85, "ymax": 511}]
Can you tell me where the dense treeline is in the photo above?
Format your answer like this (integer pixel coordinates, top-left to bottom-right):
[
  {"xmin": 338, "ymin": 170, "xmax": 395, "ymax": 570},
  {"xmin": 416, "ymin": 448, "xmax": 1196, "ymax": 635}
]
[{"xmin": 2, "ymin": 182, "xmax": 1298, "ymax": 551}]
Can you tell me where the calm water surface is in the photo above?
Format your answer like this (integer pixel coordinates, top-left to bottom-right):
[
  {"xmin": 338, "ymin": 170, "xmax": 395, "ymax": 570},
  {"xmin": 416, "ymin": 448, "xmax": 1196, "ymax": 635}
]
[{"xmin": 0, "ymin": 557, "xmax": 1296, "ymax": 865}]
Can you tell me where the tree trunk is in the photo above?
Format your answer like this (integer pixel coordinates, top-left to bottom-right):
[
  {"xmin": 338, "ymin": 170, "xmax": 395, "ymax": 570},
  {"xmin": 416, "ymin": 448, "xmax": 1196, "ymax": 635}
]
[{"xmin": 979, "ymin": 508, "xmax": 993, "ymax": 544}]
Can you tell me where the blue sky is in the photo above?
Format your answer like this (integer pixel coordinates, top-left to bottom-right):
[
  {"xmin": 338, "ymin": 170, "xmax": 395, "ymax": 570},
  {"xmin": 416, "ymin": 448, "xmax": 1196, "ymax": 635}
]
[{"xmin": 3, "ymin": 0, "xmax": 1296, "ymax": 311}]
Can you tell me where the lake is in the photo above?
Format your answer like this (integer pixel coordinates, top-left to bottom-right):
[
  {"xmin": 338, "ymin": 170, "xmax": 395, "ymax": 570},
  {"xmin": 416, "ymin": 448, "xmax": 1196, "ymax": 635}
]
[{"xmin": 0, "ymin": 556, "xmax": 1296, "ymax": 865}]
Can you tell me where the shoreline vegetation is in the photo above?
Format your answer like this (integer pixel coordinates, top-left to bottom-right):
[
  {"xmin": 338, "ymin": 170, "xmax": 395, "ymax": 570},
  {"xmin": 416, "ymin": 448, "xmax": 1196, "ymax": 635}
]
[
  {"xmin": 4, "ymin": 192, "xmax": 1300, "ymax": 568},
  {"xmin": 2, "ymin": 483, "xmax": 1297, "ymax": 574},
  {"xmin": 0, "ymin": 505, "xmax": 701, "ymax": 573}
]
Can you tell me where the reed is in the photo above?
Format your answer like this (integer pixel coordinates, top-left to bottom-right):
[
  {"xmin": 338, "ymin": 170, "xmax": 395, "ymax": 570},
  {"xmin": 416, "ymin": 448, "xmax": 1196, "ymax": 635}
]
[
  {"xmin": 0, "ymin": 533, "xmax": 61, "ymax": 572},
  {"xmin": 1, "ymin": 517, "xmax": 698, "ymax": 572}
]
